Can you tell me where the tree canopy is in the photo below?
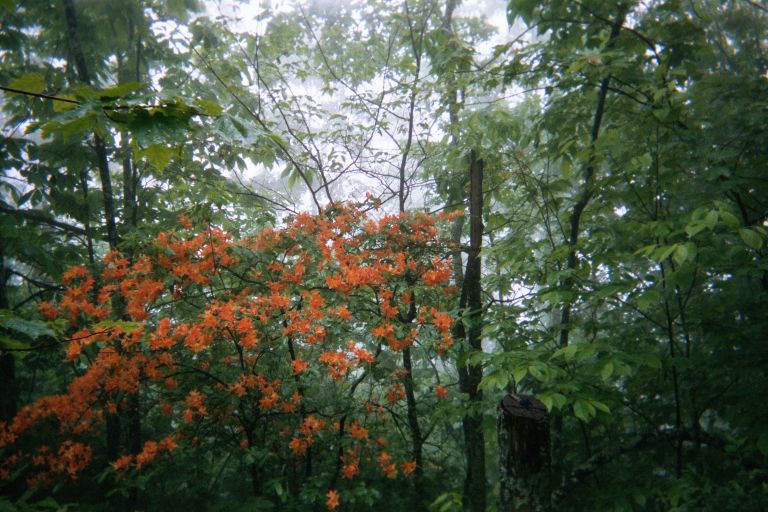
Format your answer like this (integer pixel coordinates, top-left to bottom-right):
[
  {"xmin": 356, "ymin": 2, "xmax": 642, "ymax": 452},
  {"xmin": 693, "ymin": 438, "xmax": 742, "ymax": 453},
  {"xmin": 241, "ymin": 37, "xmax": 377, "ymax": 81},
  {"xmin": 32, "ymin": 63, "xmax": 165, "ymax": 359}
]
[{"xmin": 1, "ymin": 1, "xmax": 767, "ymax": 511}]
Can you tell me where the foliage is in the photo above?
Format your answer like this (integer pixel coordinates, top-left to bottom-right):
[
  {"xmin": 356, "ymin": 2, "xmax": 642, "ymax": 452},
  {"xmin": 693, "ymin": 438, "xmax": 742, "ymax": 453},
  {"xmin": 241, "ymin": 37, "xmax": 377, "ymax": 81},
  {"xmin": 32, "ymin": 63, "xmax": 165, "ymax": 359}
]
[{"xmin": 1, "ymin": 0, "xmax": 767, "ymax": 510}]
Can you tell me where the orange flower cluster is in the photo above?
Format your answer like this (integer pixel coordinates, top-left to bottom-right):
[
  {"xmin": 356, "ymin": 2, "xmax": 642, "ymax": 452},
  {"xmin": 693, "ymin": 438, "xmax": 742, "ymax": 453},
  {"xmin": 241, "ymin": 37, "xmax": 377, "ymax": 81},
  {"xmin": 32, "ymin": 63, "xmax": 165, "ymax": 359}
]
[
  {"xmin": 377, "ymin": 451, "xmax": 397, "ymax": 478},
  {"xmin": 289, "ymin": 415, "xmax": 325, "ymax": 456},
  {"xmin": 4, "ymin": 203, "xmax": 461, "ymax": 488},
  {"xmin": 348, "ymin": 420, "xmax": 369, "ymax": 441},
  {"xmin": 341, "ymin": 447, "xmax": 361, "ymax": 480},
  {"xmin": 386, "ymin": 382, "xmax": 406, "ymax": 404},
  {"xmin": 111, "ymin": 436, "xmax": 178, "ymax": 473},
  {"xmin": 326, "ymin": 489, "xmax": 340, "ymax": 511},
  {"xmin": 183, "ymin": 390, "xmax": 207, "ymax": 423},
  {"xmin": 318, "ymin": 350, "xmax": 351, "ymax": 381},
  {"xmin": 155, "ymin": 226, "xmax": 238, "ymax": 286}
]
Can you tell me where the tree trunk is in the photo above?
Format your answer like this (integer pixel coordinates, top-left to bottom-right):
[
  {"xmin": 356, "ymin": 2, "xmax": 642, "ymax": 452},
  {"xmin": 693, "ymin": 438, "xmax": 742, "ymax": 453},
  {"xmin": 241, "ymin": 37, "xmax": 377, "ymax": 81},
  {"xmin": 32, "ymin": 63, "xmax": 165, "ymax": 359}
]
[
  {"xmin": 457, "ymin": 150, "xmax": 486, "ymax": 512},
  {"xmin": 62, "ymin": 1, "xmax": 130, "ymax": 506},
  {"xmin": 0, "ymin": 245, "xmax": 16, "ymax": 423}
]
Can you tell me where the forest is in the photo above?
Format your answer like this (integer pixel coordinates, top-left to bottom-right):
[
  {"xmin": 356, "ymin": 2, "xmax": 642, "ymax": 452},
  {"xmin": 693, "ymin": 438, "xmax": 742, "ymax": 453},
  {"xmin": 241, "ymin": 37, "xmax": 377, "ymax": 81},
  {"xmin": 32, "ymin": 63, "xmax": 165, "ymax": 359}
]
[{"xmin": 0, "ymin": 0, "xmax": 767, "ymax": 510}]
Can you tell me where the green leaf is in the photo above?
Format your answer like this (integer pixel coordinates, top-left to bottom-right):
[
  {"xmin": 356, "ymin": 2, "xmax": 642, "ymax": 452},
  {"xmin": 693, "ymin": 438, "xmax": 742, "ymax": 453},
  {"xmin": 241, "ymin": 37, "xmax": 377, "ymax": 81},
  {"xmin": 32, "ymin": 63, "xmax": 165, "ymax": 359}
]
[
  {"xmin": 704, "ymin": 210, "xmax": 719, "ymax": 229},
  {"xmin": 0, "ymin": 310, "xmax": 56, "ymax": 340},
  {"xmin": 0, "ymin": 334, "xmax": 31, "ymax": 351},
  {"xmin": 673, "ymin": 244, "xmax": 690, "ymax": 266},
  {"xmin": 590, "ymin": 400, "xmax": 610, "ymax": 414},
  {"xmin": 758, "ymin": 433, "xmax": 768, "ymax": 455},
  {"xmin": 637, "ymin": 353, "xmax": 662, "ymax": 369},
  {"xmin": 739, "ymin": 228, "xmax": 762, "ymax": 250},
  {"xmin": 573, "ymin": 399, "xmax": 595, "ymax": 422},
  {"xmin": 719, "ymin": 211, "xmax": 740, "ymax": 228},
  {"xmin": 651, "ymin": 244, "xmax": 677, "ymax": 262},
  {"xmin": 138, "ymin": 143, "xmax": 177, "ymax": 170},
  {"xmin": 53, "ymin": 95, "xmax": 78, "ymax": 112},
  {"xmin": 195, "ymin": 98, "xmax": 223, "ymax": 116},
  {"xmin": 479, "ymin": 371, "xmax": 509, "ymax": 392},
  {"xmin": 537, "ymin": 391, "xmax": 566, "ymax": 411},
  {"xmin": 637, "ymin": 289, "xmax": 660, "ymax": 310},
  {"xmin": 600, "ymin": 360, "xmax": 614, "ymax": 381},
  {"xmin": 92, "ymin": 320, "xmax": 142, "ymax": 332},
  {"xmin": 528, "ymin": 362, "xmax": 548, "ymax": 382},
  {"xmin": 685, "ymin": 222, "xmax": 706, "ymax": 238},
  {"xmin": 8, "ymin": 73, "xmax": 46, "ymax": 94},
  {"xmin": 512, "ymin": 366, "xmax": 528, "ymax": 384}
]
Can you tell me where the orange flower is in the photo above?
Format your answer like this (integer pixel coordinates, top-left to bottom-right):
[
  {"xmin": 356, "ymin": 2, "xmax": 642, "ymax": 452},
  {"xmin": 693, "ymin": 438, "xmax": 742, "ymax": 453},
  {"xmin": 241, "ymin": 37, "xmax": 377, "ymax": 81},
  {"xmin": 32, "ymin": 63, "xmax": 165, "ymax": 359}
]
[
  {"xmin": 111, "ymin": 454, "xmax": 132, "ymax": 473},
  {"xmin": 39, "ymin": 301, "xmax": 58, "ymax": 320},
  {"xmin": 289, "ymin": 437, "xmax": 309, "ymax": 456},
  {"xmin": 377, "ymin": 451, "xmax": 397, "ymax": 478},
  {"xmin": 401, "ymin": 459, "xmax": 417, "ymax": 476},
  {"xmin": 326, "ymin": 489, "xmax": 340, "ymax": 511},
  {"xmin": 435, "ymin": 384, "xmax": 449, "ymax": 399},
  {"xmin": 386, "ymin": 383, "xmax": 405, "ymax": 404},
  {"xmin": 292, "ymin": 359, "xmax": 309, "ymax": 375},
  {"xmin": 335, "ymin": 305, "xmax": 352, "ymax": 320},
  {"xmin": 348, "ymin": 421, "xmax": 368, "ymax": 441},
  {"xmin": 342, "ymin": 461, "xmax": 359, "ymax": 479}
]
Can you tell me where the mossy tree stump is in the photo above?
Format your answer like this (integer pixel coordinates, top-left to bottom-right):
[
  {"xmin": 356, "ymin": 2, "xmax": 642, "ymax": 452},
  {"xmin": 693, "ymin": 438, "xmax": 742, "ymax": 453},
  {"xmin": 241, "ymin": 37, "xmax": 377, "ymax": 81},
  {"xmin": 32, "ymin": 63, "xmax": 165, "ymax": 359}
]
[{"xmin": 498, "ymin": 394, "xmax": 551, "ymax": 511}]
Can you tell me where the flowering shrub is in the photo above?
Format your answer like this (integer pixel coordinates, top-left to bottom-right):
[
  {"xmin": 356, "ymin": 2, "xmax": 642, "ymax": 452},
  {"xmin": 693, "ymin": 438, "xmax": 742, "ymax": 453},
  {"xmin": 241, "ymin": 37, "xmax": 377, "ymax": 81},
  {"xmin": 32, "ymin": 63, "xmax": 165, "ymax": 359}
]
[{"xmin": 0, "ymin": 203, "xmax": 458, "ymax": 507}]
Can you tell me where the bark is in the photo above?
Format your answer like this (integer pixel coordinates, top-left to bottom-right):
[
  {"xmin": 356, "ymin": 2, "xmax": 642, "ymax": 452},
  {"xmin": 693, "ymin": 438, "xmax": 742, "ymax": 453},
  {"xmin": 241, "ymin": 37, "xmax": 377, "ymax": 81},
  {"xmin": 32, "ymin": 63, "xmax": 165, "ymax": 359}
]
[
  {"xmin": 557, "ymin": 11, "xmax": 625, "ymax": 348},
  {"xmin": 551, "ymin": 9, "xmax": 626, "ymax": 481},
  {"xmin": 395, "ymin": 3, "xmax": 428, "ymax": 490},
  {"xmin": 62, "ymin": 1, "xmax": 129, "ymax": 506},
  {"xmin": 0, "ymin": 244, "xmax": 16, "ymax": 423},
  {"xmin": 457, "ymin": 151, "xmax": 486, "ymax": 512}
]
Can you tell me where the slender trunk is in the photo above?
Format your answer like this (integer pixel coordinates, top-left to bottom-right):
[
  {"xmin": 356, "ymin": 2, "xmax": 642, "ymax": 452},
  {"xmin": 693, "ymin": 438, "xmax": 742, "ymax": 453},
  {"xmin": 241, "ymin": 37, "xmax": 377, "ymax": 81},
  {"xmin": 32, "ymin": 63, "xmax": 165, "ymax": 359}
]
[
  {"xmin": 78, "ymin": 170, "xmax": 95, "ymax": 264},
  {"xmin": 402, "ymin": 334, "xmax": 424, "ymax": 474},
  {"xmin": 62, "ymin": 0, "xmax": 126, "ymax": 504},
  {"xmin": 441, "ymin": 3, "xmax": 485, "ymax": 507},
  {"xmin": 458, "ymin": 151, "xmax": 486, "ymax": 512},
  {"xmin": 395, "ymin": 6, "xmax": 425, "ymax": 485},
  {"xmin": 557, "ymin": 12, "xmax": 625, "ymax": 347},
  {"xmin": 660, "ymin": 263, "xmax": 684, "ymax": 478},
  {"xmin": 0, "ymin": 245, "xmax": 16, "ymax": 423},
  {"xmin": 552, "ymin": 11, "xmax": 626, "ymax": 481}
]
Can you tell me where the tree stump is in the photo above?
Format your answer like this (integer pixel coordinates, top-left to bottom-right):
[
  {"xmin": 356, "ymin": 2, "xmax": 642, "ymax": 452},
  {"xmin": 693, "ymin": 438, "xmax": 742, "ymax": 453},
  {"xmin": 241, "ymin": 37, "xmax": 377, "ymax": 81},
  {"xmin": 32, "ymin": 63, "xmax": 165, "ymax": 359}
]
[{"xmin": 498, "ymin": 394, "xmax": 551, "ymax": 511}]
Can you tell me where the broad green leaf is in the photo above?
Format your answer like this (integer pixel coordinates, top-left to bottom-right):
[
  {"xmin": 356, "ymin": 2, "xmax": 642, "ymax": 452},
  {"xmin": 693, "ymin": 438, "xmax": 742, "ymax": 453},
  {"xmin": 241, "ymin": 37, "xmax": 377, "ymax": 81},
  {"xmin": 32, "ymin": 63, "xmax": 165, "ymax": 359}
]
[
  {"xmin": 8, "ymin": 73, "xmax": 46, "ymax": 94},
  {"xmin": 53, "ymin": 95, "xmax": 78, "ymax": 112},
  {"xmin": 479, "ymin": 371, "xmax": 509, "ymax": 392},
  {"xmin": 685, "ymin": 222, "xmax": 706, "ymax": 238},
  {"xmin": 195, "ymin": 98, "xmax": 223, "ymax": 116},
  {"xmin": 637, "ymin": 353, "xmax": 662, "ymax": 369},
  {"xmin": 573, "ymin": 399, "xmax": 595, "ymax": 422},
  {"xmin": 92, "ymin": 320, "xmax": 142, "ymax": 332},
  {"xmin": 0, "ymin": 334, "xmax": 31, "ymax": 351},
  {"xmin": 537, "ymin": 391, "xmax": 566, "ymax": 411},
  {"xmin": 512, "ymin": 366, "xmax": 528, "ymax": 384},
  {"xmin": 704, "ymin": 210, "xmax": 719, "ymax": 229},
  {"xmin": 651, "ymin": 244, "xmax": 677, "ymax": 262},
  {"xmin": 739, "ymin": 228, "xmax": 762, "ymax": 250},
  {"xmin": 758, "ymin": 433, "xmax": 768, "ymax": 455},
  {"xmin": 600, "ymin": 360, "xmax": 614, "ymax": 381},
  {"xmin": 637, "ymin": 289, "xmax": 660, "ymax": 310},
  {"xmin": 138, "ymin": 143, "xmax": 177, "ymax": 170},
  {"xmin": 0, "ymin": 310, "xmax": 56, "ymax": 339},
  {"xmin": 719, "ymin": 211, "xmax": 740, "ymax": 228}
]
